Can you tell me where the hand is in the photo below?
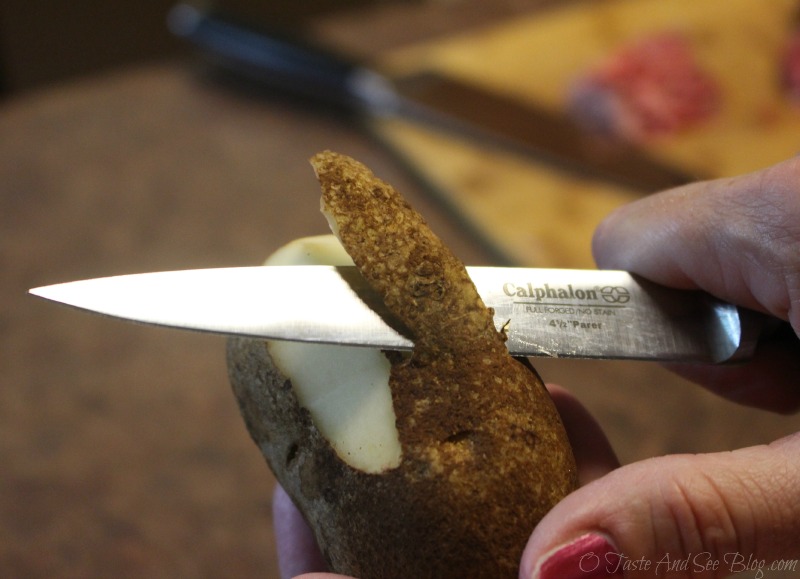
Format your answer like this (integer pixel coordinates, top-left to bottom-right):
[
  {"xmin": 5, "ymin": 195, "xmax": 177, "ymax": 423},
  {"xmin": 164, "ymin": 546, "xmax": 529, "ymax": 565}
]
[
  {"xmin": 272, "ymin": 384, "xmax": 620, "ymax": 579},
  {"xmin": 592, "ymin": 157, "xmax": 800, "ymax": 413},
  {"xmin": 522, "ymin": 158, "xmax": 800, "ymax": 578}
]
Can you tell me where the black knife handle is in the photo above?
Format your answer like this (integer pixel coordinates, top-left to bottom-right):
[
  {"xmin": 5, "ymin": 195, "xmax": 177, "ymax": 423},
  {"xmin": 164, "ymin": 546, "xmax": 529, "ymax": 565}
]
[{"xmin": 167, "ymin": 3, "xmax": 389, "ymax": 111}]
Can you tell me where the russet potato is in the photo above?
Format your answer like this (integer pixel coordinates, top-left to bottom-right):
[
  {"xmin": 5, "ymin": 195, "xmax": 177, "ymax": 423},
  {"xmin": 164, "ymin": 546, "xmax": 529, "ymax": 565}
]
[{"xmin": 227, "ymin": 152, "xmax": 577, "ymax": 578}]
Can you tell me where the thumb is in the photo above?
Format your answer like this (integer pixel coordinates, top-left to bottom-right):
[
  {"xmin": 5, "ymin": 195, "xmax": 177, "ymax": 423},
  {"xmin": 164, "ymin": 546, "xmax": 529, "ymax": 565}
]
[{"xmin": 521, "ymin": 433, "xmax": 800, "ymax": 579}]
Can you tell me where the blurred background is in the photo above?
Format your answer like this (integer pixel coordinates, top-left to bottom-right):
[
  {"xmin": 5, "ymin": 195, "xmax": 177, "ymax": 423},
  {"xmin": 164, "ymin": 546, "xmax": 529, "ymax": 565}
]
[
  {"xmin": 1, "ymin": 0, "xmax": 550, "ymax": 95},
  {"xmin": 3, "ymin": 1, "xmax": 800, "ymax": 577},
  {"xmin": 0, "ymin": 0, "xmax": 385, "ymax": 94}
]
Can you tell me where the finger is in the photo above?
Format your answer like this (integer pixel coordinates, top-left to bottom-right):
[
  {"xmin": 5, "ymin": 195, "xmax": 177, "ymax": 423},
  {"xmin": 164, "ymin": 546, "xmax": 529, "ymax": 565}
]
[
  {"xmin": 546, "ymin": 384, "xmax": 620, "ymax": 485},
  {"xmin": 521, "ymin": 432, "xmax": 800, "ymax": 579},
  {"xmin": 592, "ymin": 157, "xmax": 800, "ymax": 327},
  {"xmin": 592, "ymin": 157, "xmax": 800, "ymax": 408},
  {"xmin": 273, "ymin": 484, "xmax": 329, "ymax": 579},
  {"xmin": 664, "ymin": 332, "xmax": 800, "ymax": 413}
]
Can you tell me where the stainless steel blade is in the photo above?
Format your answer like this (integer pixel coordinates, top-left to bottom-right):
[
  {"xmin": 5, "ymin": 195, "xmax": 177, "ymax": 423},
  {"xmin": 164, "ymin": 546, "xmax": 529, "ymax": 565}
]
[
  {"xmin": 385, "ymin": 72, "xmax": 697, "ymax": 191},
  {"xmin": 168, "ymin": 4, "xmax": 696, "ymax": 192},
  {"xmin": 29, "ymin": 265, "xmax": 759, "ymax": 363}
]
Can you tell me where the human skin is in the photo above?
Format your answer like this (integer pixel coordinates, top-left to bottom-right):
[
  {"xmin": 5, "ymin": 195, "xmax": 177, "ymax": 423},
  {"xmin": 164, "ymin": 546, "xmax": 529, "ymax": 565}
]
[
  {"xmin": 273, "ymin": 157, "xmax": 800, "ymax": 579},
  {"xmin": 523, "ymin": 157, "xmax": 800, "ymax": 578}
]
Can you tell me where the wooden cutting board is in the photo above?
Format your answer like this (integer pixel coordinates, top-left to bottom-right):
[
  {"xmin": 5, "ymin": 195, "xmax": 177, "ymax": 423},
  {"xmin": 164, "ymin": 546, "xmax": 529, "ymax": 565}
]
[{"xmin": 370, "ymin": 0, "xmax": 800, "ymax": 267}]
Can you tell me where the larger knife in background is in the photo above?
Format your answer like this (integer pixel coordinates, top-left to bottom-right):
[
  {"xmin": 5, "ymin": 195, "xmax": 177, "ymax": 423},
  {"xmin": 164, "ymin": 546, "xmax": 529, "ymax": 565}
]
[
  {"xmin": 30, "ymin": 265, "xmax": 762, "ymax": 364},
  {"xmin": 167, "ymin": 3, "xmax": 696, "ymax": 192}
]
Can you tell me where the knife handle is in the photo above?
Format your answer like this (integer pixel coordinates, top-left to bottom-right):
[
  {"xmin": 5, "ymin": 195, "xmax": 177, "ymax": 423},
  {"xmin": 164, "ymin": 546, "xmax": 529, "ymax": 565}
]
[{"xmin": 168, "ymin": 3, "xmax": 397, "ymax": 113}]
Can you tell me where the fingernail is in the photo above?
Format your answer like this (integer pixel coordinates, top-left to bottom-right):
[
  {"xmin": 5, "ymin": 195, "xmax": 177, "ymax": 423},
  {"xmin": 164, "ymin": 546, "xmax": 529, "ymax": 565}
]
[{"xmin": 534, "ymin": 533, "xmax": 623, "ymax": 579}]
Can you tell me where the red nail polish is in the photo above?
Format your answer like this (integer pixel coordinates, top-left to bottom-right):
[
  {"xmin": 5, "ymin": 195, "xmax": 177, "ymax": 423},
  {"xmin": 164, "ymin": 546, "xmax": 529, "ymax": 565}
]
[{"xmin": 535, "ymin": 533, "xmax": 623, "ymax": 579}]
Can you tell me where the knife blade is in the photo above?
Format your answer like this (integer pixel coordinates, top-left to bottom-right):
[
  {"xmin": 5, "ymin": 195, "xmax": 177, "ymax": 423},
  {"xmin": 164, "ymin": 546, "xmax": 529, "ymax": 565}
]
[
  {"xmin": 166, "ymin": 3, "xmax": 696, "ymax": 192},
  {"xmin": 30, "ymin": 265, "xmax": 761, "ymax": 363}
]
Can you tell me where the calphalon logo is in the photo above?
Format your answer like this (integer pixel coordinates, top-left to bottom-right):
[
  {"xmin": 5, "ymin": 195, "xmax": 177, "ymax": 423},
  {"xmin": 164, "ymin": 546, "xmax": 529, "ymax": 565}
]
[
  {"xmin": 503, "ymin": 283, "xmax": 631, "ymax": 304},
  {"xmin": 599, "ymin": 286, "xmax": 631, "ymax": 304}
]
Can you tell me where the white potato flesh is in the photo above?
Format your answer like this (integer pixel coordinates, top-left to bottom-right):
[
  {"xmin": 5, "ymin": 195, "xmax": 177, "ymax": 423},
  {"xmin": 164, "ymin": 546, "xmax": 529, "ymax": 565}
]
[
  {"xmin": 265, "ymin": 234, "xmax": 353, "ymax": 267},
  {"xmin": 265, "ymin": 235, "xmax": 402, "ymax": 473}
]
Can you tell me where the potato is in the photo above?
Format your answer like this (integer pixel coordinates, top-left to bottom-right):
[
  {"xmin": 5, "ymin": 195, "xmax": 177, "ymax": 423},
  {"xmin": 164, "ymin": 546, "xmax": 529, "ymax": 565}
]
[{"xmin": 227, "ymin": 152, "xmax": 577, "ymax": 578}]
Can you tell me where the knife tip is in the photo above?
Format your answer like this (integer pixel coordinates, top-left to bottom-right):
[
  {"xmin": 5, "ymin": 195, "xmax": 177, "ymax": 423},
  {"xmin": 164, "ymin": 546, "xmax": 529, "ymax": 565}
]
[{"xmin": 28, "ymin": 284, "xmax": 56, "ymax": 301}]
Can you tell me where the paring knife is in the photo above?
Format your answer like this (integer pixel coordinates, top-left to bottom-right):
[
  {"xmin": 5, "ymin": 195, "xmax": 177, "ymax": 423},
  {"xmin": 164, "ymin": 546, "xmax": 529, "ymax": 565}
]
[
  {"xmin": 29, "ymin": 265, "xmax": 762, "ymax": 363},
  {"xmin": 167, "ymin": 3, "xmax": 696, "ymax": 192}
]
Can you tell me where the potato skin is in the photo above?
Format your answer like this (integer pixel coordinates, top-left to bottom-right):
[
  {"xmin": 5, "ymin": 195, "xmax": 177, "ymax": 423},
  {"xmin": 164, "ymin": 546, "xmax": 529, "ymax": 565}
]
[
  {"xmin": 229, "ymin": 152, "xmax": 577, "ymax": 578},
  {"xmin": 228, "ymin": 336, "xmax": 577, "ymax": 579}
]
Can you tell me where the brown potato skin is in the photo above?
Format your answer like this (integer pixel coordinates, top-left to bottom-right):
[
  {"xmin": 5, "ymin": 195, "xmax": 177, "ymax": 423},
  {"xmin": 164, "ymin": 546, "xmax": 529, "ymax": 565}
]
[
  {"xmin": 229, "ymin": 152, "xmax": 577, "ymax": 578},
  {"xmin": 228, "ymin": 337, "xmax": 577, "ymax": 579}
]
